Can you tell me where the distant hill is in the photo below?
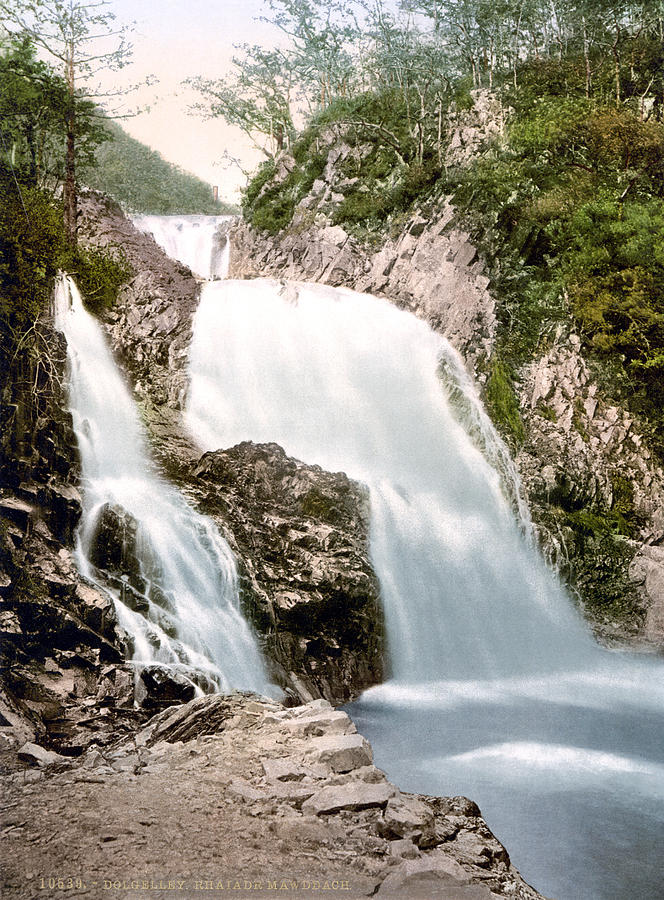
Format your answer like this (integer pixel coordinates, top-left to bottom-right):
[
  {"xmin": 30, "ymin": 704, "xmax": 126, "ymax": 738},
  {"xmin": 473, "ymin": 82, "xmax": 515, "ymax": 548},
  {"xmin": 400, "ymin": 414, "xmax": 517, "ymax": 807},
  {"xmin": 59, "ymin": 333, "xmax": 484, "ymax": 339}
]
[{"xmin": 87, "ymin": 120, "xmax": 237, "ymax": 215}]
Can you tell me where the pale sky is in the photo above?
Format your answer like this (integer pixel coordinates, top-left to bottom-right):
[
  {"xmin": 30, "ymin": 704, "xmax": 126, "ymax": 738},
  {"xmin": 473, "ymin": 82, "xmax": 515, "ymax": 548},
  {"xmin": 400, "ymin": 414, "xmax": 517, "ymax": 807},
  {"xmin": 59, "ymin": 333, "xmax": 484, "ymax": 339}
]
[{"xmin": 100, "ymin": 0, "xmax": 279, "ymax": 202}]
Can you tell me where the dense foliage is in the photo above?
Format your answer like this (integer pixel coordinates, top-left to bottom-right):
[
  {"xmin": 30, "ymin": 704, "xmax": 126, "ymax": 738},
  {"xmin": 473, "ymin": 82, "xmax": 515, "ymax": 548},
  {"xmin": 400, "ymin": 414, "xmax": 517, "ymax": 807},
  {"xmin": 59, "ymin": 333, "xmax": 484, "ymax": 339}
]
[
  {"xmin": 448, "ymin": 80, "xmax": 664, "ymax": 447},
  {"xmin": 239, "ymin": 1, "xmax": 664, "ymax": 454},
  {"xmin": 0, "ymin": 23, "xmax": 222, "ymax": 375},
  {"xmin": 87, "ymin": 120, "xmax": 237, "ymax": 215},
  {"xmin": 0, "ymin": 34, "xmax": 110, "ymax": 192},
  {"xmin": 0, "ymin": 167, "xmax": 131, "ymax": 372}
]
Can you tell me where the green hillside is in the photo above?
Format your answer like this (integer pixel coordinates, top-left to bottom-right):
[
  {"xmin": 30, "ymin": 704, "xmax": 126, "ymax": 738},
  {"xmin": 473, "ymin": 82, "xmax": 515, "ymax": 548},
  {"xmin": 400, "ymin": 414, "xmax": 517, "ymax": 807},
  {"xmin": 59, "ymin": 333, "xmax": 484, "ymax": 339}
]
[{"xmin": 87, "ymin": 120, "xmax": 237, "ymax": 215}]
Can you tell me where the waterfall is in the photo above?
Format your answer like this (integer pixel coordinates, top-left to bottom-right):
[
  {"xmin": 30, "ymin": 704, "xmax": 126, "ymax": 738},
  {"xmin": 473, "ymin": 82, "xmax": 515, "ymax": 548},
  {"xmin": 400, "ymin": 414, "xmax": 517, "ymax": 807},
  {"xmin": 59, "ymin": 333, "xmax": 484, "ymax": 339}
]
[
  {"xmin": 53, "ymin": 274, "xmax": 272, "ymax": 697},
  {"xmin": 186, "ymin": 278, "xmax": 596, "ymax": 682},
  {"xmin": 133, "ymin": 214, "xmax": 232, "ymax": 280},
  {"xmin": 184, "ymin": 274, "xmax": 664, "ymax": 900}
]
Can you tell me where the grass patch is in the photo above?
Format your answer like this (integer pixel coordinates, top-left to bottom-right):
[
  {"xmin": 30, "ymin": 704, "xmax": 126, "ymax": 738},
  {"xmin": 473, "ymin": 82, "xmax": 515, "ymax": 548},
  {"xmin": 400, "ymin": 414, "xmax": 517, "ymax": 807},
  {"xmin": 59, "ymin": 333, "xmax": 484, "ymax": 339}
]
[{"xmin": 484, "ymin": 357, "xmax": 525, "ymax": 447}]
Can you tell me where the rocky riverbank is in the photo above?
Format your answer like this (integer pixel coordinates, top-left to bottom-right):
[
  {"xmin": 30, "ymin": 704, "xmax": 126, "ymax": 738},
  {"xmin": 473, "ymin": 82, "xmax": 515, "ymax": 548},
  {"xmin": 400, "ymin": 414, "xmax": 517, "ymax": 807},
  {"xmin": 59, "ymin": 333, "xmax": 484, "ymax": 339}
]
[{"xmin": 1, "ymin": 694, "xmax": 545, "ymax": 900}]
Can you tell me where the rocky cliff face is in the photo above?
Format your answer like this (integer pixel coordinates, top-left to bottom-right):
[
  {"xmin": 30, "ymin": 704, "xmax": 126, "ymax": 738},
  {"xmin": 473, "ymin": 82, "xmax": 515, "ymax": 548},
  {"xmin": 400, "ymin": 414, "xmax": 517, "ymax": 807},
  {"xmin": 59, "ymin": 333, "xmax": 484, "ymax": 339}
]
[
  {"xmin": 187, "ymin": 442, "xmax": 383, "ymax": 704},
  {"xmin": 78, "ymin": 192, "xmax": 200, "ymax": 411},
  {"xmin": 225, "ymin": 131, "xmax": 664, "ymax": 648}
]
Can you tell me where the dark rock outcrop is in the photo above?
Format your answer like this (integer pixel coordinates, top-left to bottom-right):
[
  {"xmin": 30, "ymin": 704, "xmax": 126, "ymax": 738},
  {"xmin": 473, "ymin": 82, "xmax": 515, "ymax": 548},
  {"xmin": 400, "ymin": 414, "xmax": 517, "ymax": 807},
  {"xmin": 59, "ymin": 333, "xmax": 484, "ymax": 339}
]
[{"xmin": 187, "ymin": 441, "xmax": 384, "ymax": 704}]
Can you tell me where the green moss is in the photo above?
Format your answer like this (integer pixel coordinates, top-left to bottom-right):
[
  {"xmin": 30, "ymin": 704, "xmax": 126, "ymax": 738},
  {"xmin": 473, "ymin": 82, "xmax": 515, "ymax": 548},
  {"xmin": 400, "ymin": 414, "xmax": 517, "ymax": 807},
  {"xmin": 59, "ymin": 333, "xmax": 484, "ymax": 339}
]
[
  {"xmin": 536, "ymin": 401, "xmax": 558, "ymax": 422},
  {"xmin": 446, "ymin": 93, "xmax": 664, "ymax": 457},
  {"xmin": 571, "ymin": 397, "xmax": 590, "ymax": 443},
  {"xmin": 542, "ymin": 502, "xmax": 642, "ymax": 626},
  {"xmin": 333, "ymin": 190, "xmax": 387, "ymax": 226},
  {"xmin": 242, "ymin": 150, "xmax": 327, "ymax": 235},
  {"xmin": 564, "ymin": 499, "xmax": 634, "ymax": 542},
  {"xmin": 300, "ymin": 488, "xmax": 342, "ymax": 525},
  {"xmin": 242, "ymin": 158, "xmax": 276, "ymax": 210},
  {"xmin": 484, "ymin": 358, "xmax": 526, "ymax": 447}
]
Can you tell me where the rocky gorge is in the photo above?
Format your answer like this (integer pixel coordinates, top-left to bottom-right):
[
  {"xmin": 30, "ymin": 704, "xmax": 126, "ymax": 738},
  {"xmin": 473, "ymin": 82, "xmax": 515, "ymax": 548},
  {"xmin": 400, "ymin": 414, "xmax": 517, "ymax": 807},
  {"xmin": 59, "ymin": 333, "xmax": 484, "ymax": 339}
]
[
  {"xmin": 0, "ymin": 193, "xmax": 550, "ymax": 898},
  {"xmin": 1, "ymin": 135, "xmax": 662, "ymax": 898}
]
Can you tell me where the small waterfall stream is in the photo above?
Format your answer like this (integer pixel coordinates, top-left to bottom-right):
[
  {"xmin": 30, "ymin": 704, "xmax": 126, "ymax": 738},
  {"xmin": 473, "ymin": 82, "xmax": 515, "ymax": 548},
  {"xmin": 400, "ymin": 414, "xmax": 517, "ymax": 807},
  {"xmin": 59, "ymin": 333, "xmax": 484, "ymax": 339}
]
[{"xmin": 53, "ymin": 275, "xmax": 271, "ymax": 697}]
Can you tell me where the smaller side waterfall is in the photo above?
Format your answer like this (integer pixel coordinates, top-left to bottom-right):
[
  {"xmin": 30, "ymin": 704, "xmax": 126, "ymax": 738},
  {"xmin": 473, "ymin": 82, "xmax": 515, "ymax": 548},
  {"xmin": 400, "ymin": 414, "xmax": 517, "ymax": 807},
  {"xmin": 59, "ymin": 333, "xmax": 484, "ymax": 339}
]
[
  {"xmin": 53, "ymin": 275, "xmax": 272, "ymax": 697},
  {"xmin": 133, "ymin": 214, "xmax": 231, "ymax": 280}
]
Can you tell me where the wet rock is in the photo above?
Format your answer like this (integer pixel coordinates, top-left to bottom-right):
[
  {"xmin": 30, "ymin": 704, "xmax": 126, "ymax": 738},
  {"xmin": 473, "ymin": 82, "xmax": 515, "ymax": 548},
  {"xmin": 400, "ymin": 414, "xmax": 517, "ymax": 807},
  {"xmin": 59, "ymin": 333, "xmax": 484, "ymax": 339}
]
[
  {"xmin": 88, "ymin": 503, "xmax": 141, "ymax": 580},
  {"xmin": 41, "ymin": 483, "xmax": 81, "ymax": 544},
  {"xmin": 187, "ymin": 442, "xmax": 384, "ymax": 704},
  {"xmin": 0, "ymin": 498, "xmax": 34, "ymax": 532},
  {"xmin": 630, "ymin": 545, "xmax": 664, "ymax": 644},
  {"xmin": 137, "ymin": 666, "xmax": 196, "ymax": 709}
]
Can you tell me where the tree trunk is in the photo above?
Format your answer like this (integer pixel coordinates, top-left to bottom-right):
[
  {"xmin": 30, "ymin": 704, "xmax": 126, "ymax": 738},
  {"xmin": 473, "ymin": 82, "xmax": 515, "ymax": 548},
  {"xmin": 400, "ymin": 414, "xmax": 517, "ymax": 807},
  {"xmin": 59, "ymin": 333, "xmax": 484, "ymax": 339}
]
[
  {"xmin": 582, "ymin": 17, "xmax": 591, "ymax": 98},
  {"xmin": 613, "ymin": 46, "xmax": 621, "ymax": 107},
  {"xmin": 63, "ymin": 42, "xmax": 77, "ymax": 247},
  {"xmin": 26, "ymin": 122, "xmax": 37, "ymax": 182}
]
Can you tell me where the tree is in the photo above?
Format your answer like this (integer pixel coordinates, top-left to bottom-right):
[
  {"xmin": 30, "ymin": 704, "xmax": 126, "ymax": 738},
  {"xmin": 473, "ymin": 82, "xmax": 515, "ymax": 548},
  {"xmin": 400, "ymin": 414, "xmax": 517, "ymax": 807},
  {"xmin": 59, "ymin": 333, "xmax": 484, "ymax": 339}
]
[
  {"xmin": 261, "ymin": 0, "xmax": 361, "ymax": 109},
  {"xmin": 0, "ymin": 1, "xmax": 135, "ymax": 245},
  {"xmin": 0, "ymin": 34, "xmax": 108, "ymax": 191},
  {"xmin": 187, "ymin": 46, "xmax": 297, "ymax": 158},
  {"xmin": 187, "ymin": 0, "xmax": 364, "ymax": 158}
]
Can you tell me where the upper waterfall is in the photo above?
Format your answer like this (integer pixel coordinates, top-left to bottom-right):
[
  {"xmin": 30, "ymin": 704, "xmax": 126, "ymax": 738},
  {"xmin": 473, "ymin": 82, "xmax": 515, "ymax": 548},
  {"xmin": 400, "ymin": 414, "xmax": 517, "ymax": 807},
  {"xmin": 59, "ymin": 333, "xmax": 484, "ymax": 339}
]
[
  {"xmin": 53, "ymin": 275, "xmax": 272, "ymax": 697},
  {"xmin": 133, "ymin": 214, "xmax": 232, "ymax": 280}
]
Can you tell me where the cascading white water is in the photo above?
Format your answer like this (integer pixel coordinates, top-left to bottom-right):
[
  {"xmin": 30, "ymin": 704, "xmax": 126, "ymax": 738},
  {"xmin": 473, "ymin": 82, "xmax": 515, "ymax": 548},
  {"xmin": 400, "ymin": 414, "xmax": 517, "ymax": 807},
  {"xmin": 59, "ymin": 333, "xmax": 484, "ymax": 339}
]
[
  {"xmin": 187, "ymin": 278, "xmax": 595, "ymax": 681},
  {"xmin": 53, "ymin": 274, "xmax": 272, "ymax": 697},
  {"xmin": 133, "ymin": 214, "xmax": 232, "ymax": 280},
  {"xmin": 184, "ymin": 275, "xmax": 664, "ymax": 900}
]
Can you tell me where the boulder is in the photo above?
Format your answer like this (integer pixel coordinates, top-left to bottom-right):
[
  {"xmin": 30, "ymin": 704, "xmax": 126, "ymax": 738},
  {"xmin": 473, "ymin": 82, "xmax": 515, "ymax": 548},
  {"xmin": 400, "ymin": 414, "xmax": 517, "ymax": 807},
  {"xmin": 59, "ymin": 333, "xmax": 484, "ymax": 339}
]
[
  {"xmin": 283, "ymin": 709, "xmax": 356, "ymax": 738},
  {"xmin": 18, "ymin": 741, "xmax": 66, "ymax": 767},
  {"xmin": 187, "ymin": 441, "xmax": 384, "ymax": 704},
  {"xmin": 137, "ymin": 666, "xmax": 196, "ymax": 709},
  {"xmin": 301, "ymin": 782, "xmax": 395, "ymax": 815},
  {"xmin": 380, "ymin": 794, "xmax": 436, "ymax": 843},
  {"xmin": 306, "ymin": 733, "xmax": 373, "ymax": 773}
]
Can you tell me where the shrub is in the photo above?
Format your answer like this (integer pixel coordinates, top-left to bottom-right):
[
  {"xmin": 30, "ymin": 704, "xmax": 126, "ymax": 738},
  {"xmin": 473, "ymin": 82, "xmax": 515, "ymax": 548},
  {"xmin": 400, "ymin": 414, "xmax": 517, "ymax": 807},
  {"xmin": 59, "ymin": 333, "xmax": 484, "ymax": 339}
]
[{"xmin": 63, "ymin": 245, "xmax": 132, "ymax": 314}]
